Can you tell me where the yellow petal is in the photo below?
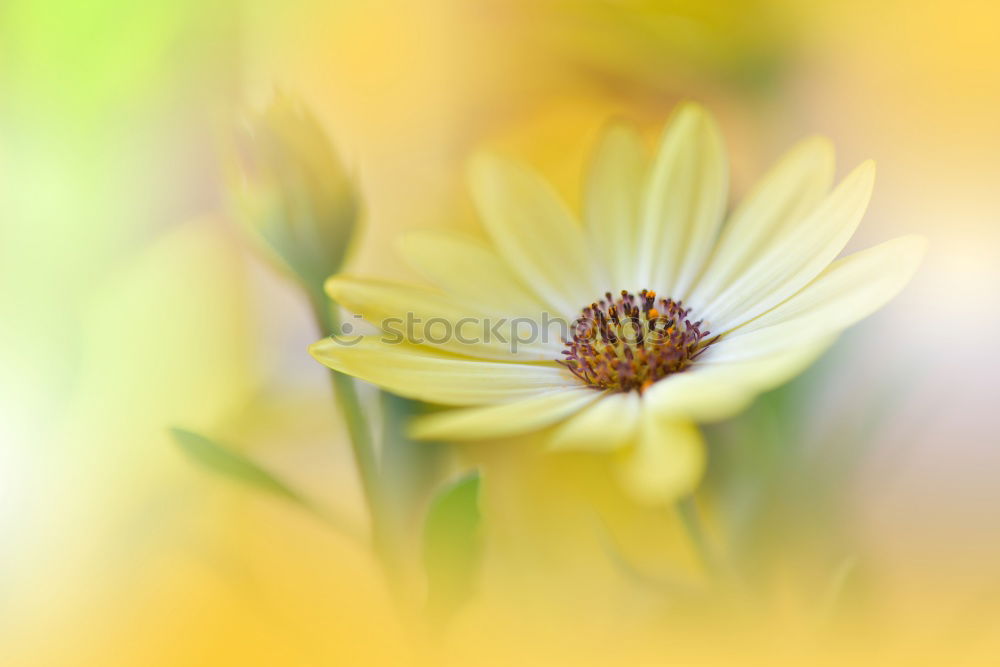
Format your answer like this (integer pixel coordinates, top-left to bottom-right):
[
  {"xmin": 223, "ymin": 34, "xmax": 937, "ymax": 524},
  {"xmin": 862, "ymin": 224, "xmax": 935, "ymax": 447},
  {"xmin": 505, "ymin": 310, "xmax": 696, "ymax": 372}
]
[
  {"xmin": 701, "ymin": 160, "xmax": 876, "ymax": 334},
  {"xmin": 395, "ymin": 230, "xmax": 547, "ymax": 316},
  {"xmin": 615, "ymin": 414, "xmax": 705, "ymax": 505},
  {"xmin": 690, "ymin": 136, "xmax": 835, "ymax": 305},
  {"xmin": 643, "ymin": 337, "xmax": 836, "ymax": 421},
  {"xmin": 711, "ymin": 235, "xmax": 927, "ymax": 362},
  {"xmin": 547, "ymin": 391, "xmax": 641, "ymax": 452},
  {"xmin": 326, "ymin": 275, "xmax": 560, "ymax": 361},
  {"xmin": 583, "ymin": 122, "xmax": 646, "ymax": 291},
  {"xmin": 636, "ymin": 102, "xmax": 728, "ymax": 295},
  {"xmin": 309, "ymin": 336, "xmax": 573, "ymax": 406},
  {"xmin": 407, "ymin": 387, "xmax": 601, "ymax": 440},
  {"xmin": 469, "ymin": 154, "xmax": 600, "ymax": 315}
]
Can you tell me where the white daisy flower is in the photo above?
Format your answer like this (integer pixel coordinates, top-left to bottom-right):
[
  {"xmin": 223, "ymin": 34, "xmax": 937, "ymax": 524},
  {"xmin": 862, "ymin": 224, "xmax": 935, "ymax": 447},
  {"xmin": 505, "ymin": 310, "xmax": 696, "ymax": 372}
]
[{"xmin": 310, "ymin": 103, "xmax": 925, "ymax": 504}]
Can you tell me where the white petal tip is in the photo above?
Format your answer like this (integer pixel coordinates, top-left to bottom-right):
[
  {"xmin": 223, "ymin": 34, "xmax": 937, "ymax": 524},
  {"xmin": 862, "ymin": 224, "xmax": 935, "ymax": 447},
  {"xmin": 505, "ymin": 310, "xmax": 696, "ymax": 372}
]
[
  {"xmin": 887, "ymin": 234, "xmax": 929, "ymax": 276},
  {"xmin": 307, "ymin": 338, "xmax": 342, "ymax": 369},
  {"xmin": 856, "ymin": 159, "xmax": 877, "ymax": 180},
  {"xmin": 467, "ymin": 152, "xmax": 511, "ymax": 186},
  {"xmin": 323, "ymin": 274, "xmax": 350, "ymax": 300},
  {"xmin": 405, "ymin": 420, "xmax": 436, "ymax": 441},
  {"xmin": 795, "ymin": 135, "xmax": 836, "ymax": 165},
  {"xmin": 406, "ymin": 413, "xmax": 490, "ymax": 442},
  {"xmin": 675, "ymin": 100, "xmax": 710, "ymax": 119},
  {"xmin": 618, "ymin": 463, "xmax": 700, "ymax": 505}
]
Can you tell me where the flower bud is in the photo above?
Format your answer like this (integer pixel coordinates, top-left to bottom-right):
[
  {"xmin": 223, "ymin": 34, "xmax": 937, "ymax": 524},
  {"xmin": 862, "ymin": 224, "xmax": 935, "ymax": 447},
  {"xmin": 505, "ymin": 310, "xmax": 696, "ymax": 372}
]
[{"xmin": 228, "ymin": 93, "xmax": 360, "ymax": 293}]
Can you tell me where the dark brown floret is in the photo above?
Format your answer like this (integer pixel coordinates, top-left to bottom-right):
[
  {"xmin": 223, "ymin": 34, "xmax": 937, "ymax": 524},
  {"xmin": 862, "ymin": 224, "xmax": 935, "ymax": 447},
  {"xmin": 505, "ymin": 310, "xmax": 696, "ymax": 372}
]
[{"xmin": 558, "ymin": 290, "xmax": 716, "ymax": 393}]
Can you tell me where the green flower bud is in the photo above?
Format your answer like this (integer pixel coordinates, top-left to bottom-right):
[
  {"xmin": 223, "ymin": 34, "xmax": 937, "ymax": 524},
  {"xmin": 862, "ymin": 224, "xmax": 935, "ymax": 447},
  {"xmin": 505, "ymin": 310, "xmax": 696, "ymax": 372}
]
[{"xmin": 228, "ymin": 93, "xmax": 360, "ymax": 293}]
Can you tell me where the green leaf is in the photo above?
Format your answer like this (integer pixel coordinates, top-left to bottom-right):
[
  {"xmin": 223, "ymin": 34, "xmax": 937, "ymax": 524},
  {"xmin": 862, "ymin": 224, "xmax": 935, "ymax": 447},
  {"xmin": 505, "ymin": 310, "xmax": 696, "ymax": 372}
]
[
  {"xmin": 170, "ymin": 430, "xmax": 365, "ymax": 544},
  {"xmin": 379, "ymin": 392, "xmax": 448, "ymax": 541},
  {"xmin": 170, "ymin": 427, "xmax": 306, "ymax": 505},
  {"xmin": 422, "ymin": 471, "xmax": 483, "ymax": 623}
]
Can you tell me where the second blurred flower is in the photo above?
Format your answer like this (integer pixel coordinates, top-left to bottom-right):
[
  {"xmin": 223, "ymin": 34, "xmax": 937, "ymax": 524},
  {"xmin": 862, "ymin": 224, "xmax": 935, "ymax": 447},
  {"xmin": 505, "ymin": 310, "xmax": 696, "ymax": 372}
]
[{"xmin": 228, "ymin": 93, "xmax": 360, "ymax": 295}]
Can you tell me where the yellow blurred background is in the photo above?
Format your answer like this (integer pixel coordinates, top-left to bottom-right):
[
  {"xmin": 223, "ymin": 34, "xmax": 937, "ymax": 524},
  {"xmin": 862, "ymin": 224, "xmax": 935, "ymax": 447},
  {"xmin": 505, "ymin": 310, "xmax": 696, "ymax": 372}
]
[{"xmin": 2, "ymin": 0, "xmax": 1000, "ymax": 663}]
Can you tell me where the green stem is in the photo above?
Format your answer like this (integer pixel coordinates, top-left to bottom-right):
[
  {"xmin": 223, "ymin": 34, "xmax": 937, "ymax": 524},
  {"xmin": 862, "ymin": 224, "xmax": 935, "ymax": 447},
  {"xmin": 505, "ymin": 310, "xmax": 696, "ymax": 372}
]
[
  {"xmin": 308, "ymin": 289, "xmax": 382, "ymax": 547},
  {"xmin": 676, "ymin": 495, "xmax": 716, "ymax": 577}
]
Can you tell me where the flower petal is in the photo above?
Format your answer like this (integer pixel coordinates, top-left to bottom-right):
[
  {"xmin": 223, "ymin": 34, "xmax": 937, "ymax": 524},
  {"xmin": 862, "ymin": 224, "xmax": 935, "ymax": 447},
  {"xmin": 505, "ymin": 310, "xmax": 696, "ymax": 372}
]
[
  {"xmin": 643, "ymin": 337, "xmax": 837, "ymax": 421},
  {"xmin": 395, "ymin": 230, "xmax": 548, "ymax": 316},
  {"xmin": 407, "ymin": 387, "xmax": 601, "ymax": 440},
  {"xmin": 615, "ymin": 414, "xmax": 705, "ymax": 505},
  {"xmin": 583, "ymin": 122, "xmax": 646, "ymax": 291},
  {"xmin": 547, "ymin": 391, "xmax": 642, "ymax": 452},
  {"xmin": 699, "ymin": 160, "xmax": 876, "ymax": 334},
  {"xmin": 326, "ymin": 275, "xmax": 561, "ymax": 360},
  {"xmin": 709, "ymin": 235, "xmax": 927, "ymax": 362},
  {"xmin": 309, "ymin": 336, "xmax": 573, "ymax": 406},
  {"xmin": 635, "ymin": 102, "xmax": 728, "ymax": 296},
  {"xmin": 689, "ymin": 136, "xmax": 835, "ymax": 307},
  {"xmin": 469, "ymin": 154, "xmax": 600, "ymax": 315}
]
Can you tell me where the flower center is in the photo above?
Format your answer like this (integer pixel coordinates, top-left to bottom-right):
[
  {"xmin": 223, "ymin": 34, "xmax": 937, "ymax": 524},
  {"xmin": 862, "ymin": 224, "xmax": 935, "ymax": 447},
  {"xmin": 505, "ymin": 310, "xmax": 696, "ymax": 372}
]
[{"xmin": 558, "ymin": 290, "xmax": 715, "ymax": 394}]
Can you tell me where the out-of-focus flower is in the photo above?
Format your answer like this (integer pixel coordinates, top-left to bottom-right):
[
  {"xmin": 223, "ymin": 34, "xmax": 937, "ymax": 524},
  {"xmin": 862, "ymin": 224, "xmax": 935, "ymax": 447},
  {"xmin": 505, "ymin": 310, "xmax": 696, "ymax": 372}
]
[
  {"xmin": 228, "ymin": 93, "xmax": 360, "ymax": 294},
  {"xmin": 534, "ymin": 0, "xmax": 795, "ymax": 98},
  {"xmin": 310, "ymin": 103, "xmax": 924, "ymax": 504}
]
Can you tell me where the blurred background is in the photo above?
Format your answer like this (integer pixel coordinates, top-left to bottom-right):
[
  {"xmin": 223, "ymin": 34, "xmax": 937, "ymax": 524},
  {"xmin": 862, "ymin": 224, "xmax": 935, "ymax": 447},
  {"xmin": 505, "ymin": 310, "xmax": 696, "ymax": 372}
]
[{"xmin": 2, "ymin": 0, "xmax": 999, "ymax": 663}]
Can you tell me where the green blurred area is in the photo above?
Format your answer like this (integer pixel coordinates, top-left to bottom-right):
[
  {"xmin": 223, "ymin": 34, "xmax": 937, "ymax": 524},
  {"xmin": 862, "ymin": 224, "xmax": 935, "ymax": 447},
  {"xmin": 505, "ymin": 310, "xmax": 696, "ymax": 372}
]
[
  {"xmin": 0, "ymin": 0, "xmax": 242, "ymax": 421},
  {"xmin": 0, "ymin": 2, "xmax": 258, "ymax": 656}
]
